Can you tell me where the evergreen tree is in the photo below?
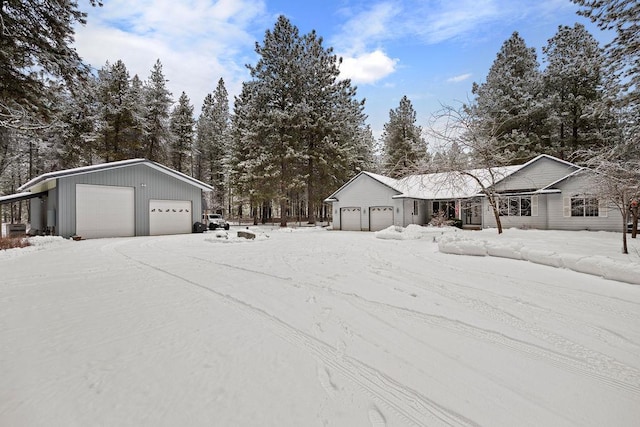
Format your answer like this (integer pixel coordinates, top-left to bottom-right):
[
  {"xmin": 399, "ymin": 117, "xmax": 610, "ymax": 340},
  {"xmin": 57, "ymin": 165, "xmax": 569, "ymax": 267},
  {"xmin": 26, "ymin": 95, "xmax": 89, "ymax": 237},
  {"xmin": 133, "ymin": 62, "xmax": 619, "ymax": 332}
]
[
  {"xmin": 231, "ymin": 16, "xmax": 369, "ymax": 225},
  {"xmin": 470, "ymin": 32, "xmax": 545, "ymax": 163},
  {"xmin": 297, "ymin": 29, "xmax": 369, "ymax": 223},
  {"xmin": 143, "ymin": 59, "xmax": 172, "ymax": 163},
  {"xmin": 128, "ymin": 74, "xmax": 147, "ymax": 158},
  {"xmin": 0, "ymin": 0, "xmax": 100, "ymax": 129},
  {"xmin": 230, "ymin": 81, "xmax": 276, "ymax": 223},
  {"xmin": 210, "ymin": 79, "xmax": 230, "ymax": 211},
  {"xmin": 542, "ymin": 23, "xmax": 612, "ymax": 159},
  {"xmin": 195, "ymin": 78, "xmax": 230, "ymax": 213},
  {"xmin": 194, "ymin": 94, "xmax": 215, "ymax": 182},
  {"xmin": 382, "ymin": 95, "xmax": 427, "ymax": 178},
  {"xmin": 45, "ymin": 78, "xmax": 99, "ymax": 169},
  {"xmin": 169, "ymin": 92, "xmax": 195, "ymax": 174},
  {"xmin": 95, "ymin": 60, "xmax": 140, "ymax": 161},
  {"xmin": 573, "ymin": 0, "xmax": 639, "ymax": 107}
]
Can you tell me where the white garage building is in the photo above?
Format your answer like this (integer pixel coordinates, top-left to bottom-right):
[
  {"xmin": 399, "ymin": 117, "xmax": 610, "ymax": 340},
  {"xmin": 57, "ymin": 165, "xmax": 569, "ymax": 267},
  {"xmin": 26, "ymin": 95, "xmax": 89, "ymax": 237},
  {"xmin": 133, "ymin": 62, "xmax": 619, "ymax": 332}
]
[{"xmin": 9, "ymin": 159, "xmax": 213, "ymax": 239}]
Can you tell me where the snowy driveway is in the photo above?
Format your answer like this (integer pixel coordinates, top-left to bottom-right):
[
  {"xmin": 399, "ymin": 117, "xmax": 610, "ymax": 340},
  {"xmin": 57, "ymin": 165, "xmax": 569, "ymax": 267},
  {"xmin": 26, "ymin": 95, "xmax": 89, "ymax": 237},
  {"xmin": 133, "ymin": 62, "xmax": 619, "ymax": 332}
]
[{"xmin": 1, "ymin": 228, "xmax": 640, "ymax": 426}]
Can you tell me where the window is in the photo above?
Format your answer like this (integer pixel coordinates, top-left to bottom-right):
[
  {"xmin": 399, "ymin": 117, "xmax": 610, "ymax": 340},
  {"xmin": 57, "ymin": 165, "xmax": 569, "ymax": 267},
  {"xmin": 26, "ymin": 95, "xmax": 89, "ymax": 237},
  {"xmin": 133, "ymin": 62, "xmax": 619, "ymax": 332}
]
[
  {"xmin": 413, "ymin": 200, "xmax": 419, "ymax": 215},
  {"xmin": 571, "ymin": 196, "xmax": 598, "ymax": 217},
  {"xmin": 498, "ymin": 195, "xmax": 532, "ymax": 216},
  {"xmin": 432, "ymin": 200, "xmax": 456, "ymax": 219}
]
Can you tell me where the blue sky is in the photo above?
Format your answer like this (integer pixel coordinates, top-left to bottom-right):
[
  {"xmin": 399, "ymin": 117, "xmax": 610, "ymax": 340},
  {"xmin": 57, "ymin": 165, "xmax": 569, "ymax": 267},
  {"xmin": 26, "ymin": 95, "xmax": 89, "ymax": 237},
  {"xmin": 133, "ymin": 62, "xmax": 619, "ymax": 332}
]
[{"xmin": 74, "ymin": 0, "xmax": 612, "ymax": 140}]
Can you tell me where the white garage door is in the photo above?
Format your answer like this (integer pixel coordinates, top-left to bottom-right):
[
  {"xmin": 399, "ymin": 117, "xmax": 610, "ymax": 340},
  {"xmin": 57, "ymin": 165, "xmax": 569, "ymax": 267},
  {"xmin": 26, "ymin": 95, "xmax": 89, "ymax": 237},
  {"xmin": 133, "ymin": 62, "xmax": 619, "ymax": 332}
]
[
  {"xmin": 76, "ymin": 184, "xmax": 135, "ymax": 239},
  {"xmin": 149, "ymin": 200, "xmax": 192, "ymax": 236},
  {"xmin": 340, "ymin": 207, "xmax": 361, "ymax": 231},
  {"xmin": 370, "ymin": 206, "xmax": 394, "ymax": 231}
]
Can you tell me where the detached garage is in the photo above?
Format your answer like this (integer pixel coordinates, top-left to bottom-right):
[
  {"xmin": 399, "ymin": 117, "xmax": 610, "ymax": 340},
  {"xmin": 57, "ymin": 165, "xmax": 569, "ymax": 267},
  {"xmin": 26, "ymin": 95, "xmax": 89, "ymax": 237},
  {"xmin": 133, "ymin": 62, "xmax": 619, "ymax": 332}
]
[{"xmin": 12, "ymin": 159, "xmax": 213, "ymax": 239}]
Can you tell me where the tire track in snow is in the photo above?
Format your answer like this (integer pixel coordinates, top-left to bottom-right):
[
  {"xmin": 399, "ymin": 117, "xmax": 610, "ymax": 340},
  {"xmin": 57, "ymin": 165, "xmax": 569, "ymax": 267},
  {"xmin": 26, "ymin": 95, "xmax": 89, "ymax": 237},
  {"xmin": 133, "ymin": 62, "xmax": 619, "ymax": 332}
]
[
  {"xmin": 187, "ymin": 248, "xmax": 640, "ymax": 397},
  {"xmin": 407, "ymin": 249, "xmax": 640, "ymax": 321},
  {"xmin": 346, "ymin": 294, "xmax": 640, "ymax": 397},
  {"xmin": 113, "ymin": 245, "xmax": 478, "ymax": 427}
]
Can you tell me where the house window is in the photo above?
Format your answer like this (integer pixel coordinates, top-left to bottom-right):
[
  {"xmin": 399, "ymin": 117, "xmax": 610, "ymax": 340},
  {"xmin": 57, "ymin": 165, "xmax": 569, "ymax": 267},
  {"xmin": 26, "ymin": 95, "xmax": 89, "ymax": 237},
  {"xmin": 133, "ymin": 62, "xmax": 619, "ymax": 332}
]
[
  {"xmin": 571, "ymin": 196, "xmax": 599, "ymax": 217},
  {"xmin": 432, "ymin": 200, "xmax": 456, "ymax": 219},
  {"xmin": 413, "ymin": 200, "xmax": 419, "ymax": 215},
  {"xmin": 498, "ymin": 196, "xmax": 532, "ymax": 216}
]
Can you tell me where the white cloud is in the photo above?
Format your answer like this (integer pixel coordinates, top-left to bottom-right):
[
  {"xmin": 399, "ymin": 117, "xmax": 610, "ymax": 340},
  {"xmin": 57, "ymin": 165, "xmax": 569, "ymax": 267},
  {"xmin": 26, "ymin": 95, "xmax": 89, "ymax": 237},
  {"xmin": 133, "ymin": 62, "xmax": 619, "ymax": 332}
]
[
  {"xmin": 447, "ymin": 73, "xmax": 472, "ymax": 83},
  {"xmin": 339, "ymin": 50, "xmax": 398, "ymax": 84},
  {"xmin": 332, "ymin": 2, "xmax": 401, "ymax": 54},
  {"xmin": 74, "ymin": 0, "xmax": 265, "ymax": 110}
]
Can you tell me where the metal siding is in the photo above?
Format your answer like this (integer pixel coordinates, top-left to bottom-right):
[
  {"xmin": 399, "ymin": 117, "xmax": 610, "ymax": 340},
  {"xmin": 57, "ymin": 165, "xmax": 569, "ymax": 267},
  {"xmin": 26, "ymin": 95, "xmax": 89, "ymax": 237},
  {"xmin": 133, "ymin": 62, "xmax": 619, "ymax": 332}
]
[
  {"xmin": 494, "ymin": 157, "xmax": 578, "ymax": 192},
  {"xmin": 56, "ymin": 164, "xmax": 203, "ymax": 238}
]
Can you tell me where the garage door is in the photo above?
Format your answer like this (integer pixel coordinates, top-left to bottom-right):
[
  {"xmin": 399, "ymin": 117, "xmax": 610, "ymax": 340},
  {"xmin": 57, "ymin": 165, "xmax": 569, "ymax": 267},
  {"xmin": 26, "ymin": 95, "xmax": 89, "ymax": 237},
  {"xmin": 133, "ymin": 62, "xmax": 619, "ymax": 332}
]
[
  {"xmin": 340, "ymin": 207, "xmax": 361, "ymax": 231},
  {"xmin": 149, "ymin": 200, "xmax": 192, "ymax": 236},
  {"xmin": 76, "ymin": 184, "xmax": 135, "ymax": 239},
  {"xmin": 370, "ymin": 206, "xmax": 394, "ymax": 231}
]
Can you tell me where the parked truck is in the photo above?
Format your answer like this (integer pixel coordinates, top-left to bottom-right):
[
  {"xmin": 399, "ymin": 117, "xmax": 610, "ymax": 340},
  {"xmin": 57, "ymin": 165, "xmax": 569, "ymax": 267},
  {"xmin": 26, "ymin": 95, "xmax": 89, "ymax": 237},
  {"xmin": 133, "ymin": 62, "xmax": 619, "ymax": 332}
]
[{"xmin": 202, "ymin": 213, "xmax": 230, "ymax": 230}]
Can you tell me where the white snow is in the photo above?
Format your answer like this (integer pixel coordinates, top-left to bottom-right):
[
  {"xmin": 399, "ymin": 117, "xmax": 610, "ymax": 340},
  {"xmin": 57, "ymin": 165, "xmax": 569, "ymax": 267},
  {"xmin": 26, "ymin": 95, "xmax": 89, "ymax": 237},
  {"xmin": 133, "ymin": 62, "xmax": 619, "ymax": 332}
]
[{"xmin": 1, "ymin": 227, "xmax": 640, "ymax": 426}]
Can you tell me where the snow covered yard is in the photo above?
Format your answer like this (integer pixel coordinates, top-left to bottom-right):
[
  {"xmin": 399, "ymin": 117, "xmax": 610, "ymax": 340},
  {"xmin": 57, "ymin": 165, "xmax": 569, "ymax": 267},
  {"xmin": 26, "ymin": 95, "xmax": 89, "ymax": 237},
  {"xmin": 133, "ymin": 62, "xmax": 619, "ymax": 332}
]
[{"xmin": 1, "ymin": 227, "xmax": 640, "ymax": 426}]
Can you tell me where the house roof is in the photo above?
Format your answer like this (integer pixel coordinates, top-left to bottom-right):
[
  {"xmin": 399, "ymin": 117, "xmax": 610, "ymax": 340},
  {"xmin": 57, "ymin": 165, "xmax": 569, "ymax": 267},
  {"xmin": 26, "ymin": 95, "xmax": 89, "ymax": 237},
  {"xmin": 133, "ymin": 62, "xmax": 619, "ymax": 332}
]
[
  {"xmin": 540, "ymin": 167, "xmax": 590, "ymax": 190},
  {"xmin": 324, "ymin": 165, "xmax": 522, "ymax": 202},
  {"xmin": 324, "ymin": 171, "xmax": 402, "ymax": 202},
  {"xmin": 17, "ymin": 159, "xmax": 214, "ymax": 193},
  {"xmin": 490, "ymin": 154, "xmax": 580, "ymax": 189},
  {"xmin": 393, "ymin": 166, "xmax": 523, "ymax": 199},
  {"xmin": 325, "ymin": 154, "xmax": 582, "ymax": 203}
]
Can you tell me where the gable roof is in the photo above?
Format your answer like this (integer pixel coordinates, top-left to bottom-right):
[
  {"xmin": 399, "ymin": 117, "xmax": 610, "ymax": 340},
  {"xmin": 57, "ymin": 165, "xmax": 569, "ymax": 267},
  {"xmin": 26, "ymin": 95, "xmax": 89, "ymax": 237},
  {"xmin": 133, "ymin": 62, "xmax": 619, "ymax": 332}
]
[
  {"xmin": 17, "ymin": 159, "xmax": 214, "ymax": 193},
  {"xmin": 324, "ymin": 171, "xmax": 402, "ymax": 202},
  {"xmin": 490, "ymin": 154, "xmax": 580, "ymax": 189},
  {"xmin": 540, "ymin": 167, "xmax": 591, "ymax": 190}
]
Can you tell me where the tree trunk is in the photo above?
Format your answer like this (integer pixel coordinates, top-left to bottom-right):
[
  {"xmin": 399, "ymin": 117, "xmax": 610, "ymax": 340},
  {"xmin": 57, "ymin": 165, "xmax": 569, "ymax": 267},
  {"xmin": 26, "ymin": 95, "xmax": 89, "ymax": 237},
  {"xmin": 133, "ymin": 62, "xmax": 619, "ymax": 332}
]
[
  {"xmin": 489, "ymin": 195, "xmax": 503, "ymax": 234},
  {"xmin": 280, "ymin": 198, "xmax": 287, "ymax": 227},
  {"xmin": 307, "ymin": 167, "xmax": 316, "ymax": 225}
]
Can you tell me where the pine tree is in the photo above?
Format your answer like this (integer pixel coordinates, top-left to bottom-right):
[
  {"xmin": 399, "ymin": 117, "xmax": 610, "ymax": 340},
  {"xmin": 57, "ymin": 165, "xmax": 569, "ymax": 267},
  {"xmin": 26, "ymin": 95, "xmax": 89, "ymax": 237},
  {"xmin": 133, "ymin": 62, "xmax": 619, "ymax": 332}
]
[
  {"xmin": 143, "ymin": 59, "xmax": 172, "ymax": 163},
  {"xmin": 169, "ymin": 92, "xmax": 195, "ymax": 174},
  {"xmin": 230, "ymin": 81, "xmax": 276, "ymax": 223},
  {"xmin": 297, "ymin": 29, "xmax": 369, "ymax": 223},
  {"xmin": 470, "ymin": 32, "xmax": 545, "ymax": 163},
  {"xmin": 0, "ymin": 0, "xmax": 100, "ymax": 129},
  {"xmin": 382, "ymin": 95, "xmax": 428, "ymax": 178},
  {"xmin": 95, "ymin": 60, "xmax": 141, "ymax": 162},
  {"xmin": 195, "ymin": 78, "xmax": 230, "ymax": 213},
  {"xmin": 194, "ymin": 94, "xmax": 214, "ymax": 182},
  {"xmin": 128, "ymin": 74, "xmax": 147, "ymax": 158},
  {"xmin": 44, "ymin": 78, "xmax": 99, "ymax": 169},
  {"xmin": 231, "ymin": 16, "xmax": 369, "ymax": 225},
  {"xmin": 572, "ymin": 0, "xmax": 639, "ymax": 107},
  {"xmin": 542, "ymin": 23, "xmax": 613, "ymax": 159}
]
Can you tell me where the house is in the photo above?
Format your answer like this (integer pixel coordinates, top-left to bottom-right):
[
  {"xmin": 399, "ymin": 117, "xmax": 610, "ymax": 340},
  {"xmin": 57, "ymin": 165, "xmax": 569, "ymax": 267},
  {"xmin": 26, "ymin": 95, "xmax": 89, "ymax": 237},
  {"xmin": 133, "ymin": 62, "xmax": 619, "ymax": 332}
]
[
  {"xmin": 324, "ymin": 155, "xmax": 622, "ymax": 232},
  {"xmin": 0, "ymin": 159, "xmax": 213, "ymax": 239}
]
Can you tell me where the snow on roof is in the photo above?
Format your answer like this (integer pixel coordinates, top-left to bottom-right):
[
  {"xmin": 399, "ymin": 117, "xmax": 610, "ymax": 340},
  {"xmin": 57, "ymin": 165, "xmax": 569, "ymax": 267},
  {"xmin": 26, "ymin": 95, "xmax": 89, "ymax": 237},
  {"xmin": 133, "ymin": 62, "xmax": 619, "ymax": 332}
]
[
  {"xmin": 18, "ymin": 159, "xmax": 213, "ymax": 192},
  {"xmin": 325, "ymin": 165, "xmax": 524, "ymax": 202},
  {"xmin": 361, "ymin": 171, "xmax": 400, "ymax": 190},
  {"xmin": 0, "ymin": 192, "xmax": 42, "ymax": 204},
  {"xmin": 391, "ymin": 165, "xmax": 523, "ymax": 200}
]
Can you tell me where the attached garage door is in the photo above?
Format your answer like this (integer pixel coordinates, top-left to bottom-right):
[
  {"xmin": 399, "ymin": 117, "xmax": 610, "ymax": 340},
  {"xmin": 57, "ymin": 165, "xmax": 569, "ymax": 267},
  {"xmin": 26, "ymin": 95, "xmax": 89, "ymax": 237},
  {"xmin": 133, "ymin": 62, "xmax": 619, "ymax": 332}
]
[
  {"xmin": 149, "ymin": 200, "xmax": 192, "ymax": 236},
  {"xmin": 340, "ymin": 207, "xmax": 361, "ymax": 231},
  {"xmin": 76, "ymin": 184, "xmax": 135, "ymax": 239},
  {"xmin": 370, "ymin": 206, "xmax": 394, "ymax": 231}
]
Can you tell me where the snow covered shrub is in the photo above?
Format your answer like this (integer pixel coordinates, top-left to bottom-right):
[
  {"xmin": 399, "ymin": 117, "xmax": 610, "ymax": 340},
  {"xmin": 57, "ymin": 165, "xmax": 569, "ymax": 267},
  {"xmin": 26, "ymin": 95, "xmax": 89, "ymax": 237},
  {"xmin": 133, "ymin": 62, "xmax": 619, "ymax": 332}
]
[
  {"xmin": 429, "ymin": 211, "xmax": 454, "ymax": 227},
  {"xmin": 0, "ymin": 237, "xmax": 30, "ymax": 250}
]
